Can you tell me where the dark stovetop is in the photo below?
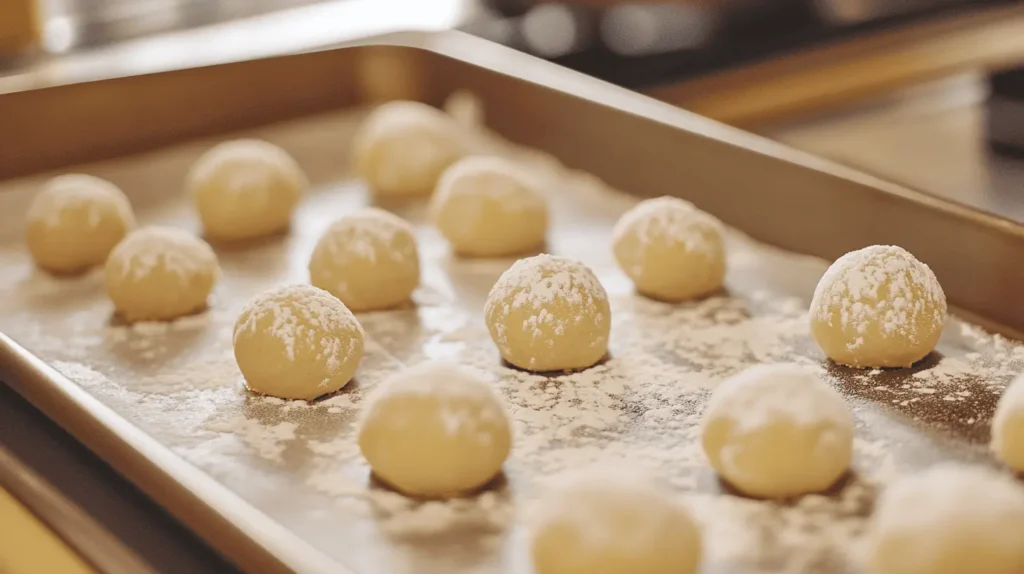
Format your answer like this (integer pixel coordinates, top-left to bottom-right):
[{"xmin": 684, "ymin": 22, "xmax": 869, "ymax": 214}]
[{"xmin": 462, "ymin": 0, "xmax": 1020, "ymax": 89}]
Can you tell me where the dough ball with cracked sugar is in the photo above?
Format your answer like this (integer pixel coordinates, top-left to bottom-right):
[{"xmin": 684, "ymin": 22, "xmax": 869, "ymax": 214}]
[
  {"xmin": 810, "ymin": 245, "xmax": 946, "ymax": 368},
  {"xmin": 430, "ymin": 156, "xmax": 549, "ymax": 257},
  {"xmin": 105, "ymin": 226, "xmax": 218, "ymax": 322},
  {"xmin": 485, "ymin": 254, "xmax": 611, "ymax": 372},
  {"xmin": 530, "ymin": 472, "xmax": 702, "ymax": 574},
  {"xmin": 308, "ymin": 208, "xmax": 420, "ymax": 312},
  {"xmin": 869, "ymin": 464, "xmax": 1024, "ymax": 574},
  {"xmin": 357, "ymin": 361, "xmax": 512, "ymax": 498},
  {"xmin": 187, "ymin": 139, "xmax": 307, "ymax": 242},
  {"xmin": 352, "ymin": 101, "xmax": 469, "ymax": 196},
  {"xmin": 701, "ymin": 364, "xmax": 853, "ymax": 499},
  {"xmin": 26, "ymin": 174, "xmax": 135, "ymax": 274},
  {"xmin": 233, "ymin": 285, "xmax": 365, "ymax": 400},
  {"xmin": 992, "ymin": 374, "xmax": 1024, "ymax": 471},
  {"xmin": 612, "ymin": 196, "xmax": 725, "ymax": 302}
]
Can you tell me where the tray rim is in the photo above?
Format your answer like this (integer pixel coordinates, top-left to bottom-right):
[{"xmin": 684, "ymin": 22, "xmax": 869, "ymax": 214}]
[{"xmin": 4, "ymin": 28, "xmax": 1024, "ymax": 574}]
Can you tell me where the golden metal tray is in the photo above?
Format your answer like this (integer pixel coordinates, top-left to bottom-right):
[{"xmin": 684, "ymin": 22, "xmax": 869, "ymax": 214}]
[{"xmin": 2, "ymin": 31, "xmax": 1024, "ymax": 574}]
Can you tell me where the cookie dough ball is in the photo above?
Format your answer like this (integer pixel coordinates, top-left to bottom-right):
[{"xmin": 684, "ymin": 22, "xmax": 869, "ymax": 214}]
[
  {"xmin": 26, "ymin": 174, "xmax": 135, "ymax": 274},
  {"xmin": 485, "ymin": 254, "xmax": 611, "ymax": 372},
  {"xmin": 531, "ymin": 473, "xmax": 702, "ymax": 574},
  {"xmin": 352, "ymin": 101, "xmax": 468, "ymax": 196},
  {"xmin": 233, "ymin": 285, "xmax": 364, "ymax": 400},
  {"xmin": 701, "ymin": 364, "xmax": 853, "ymax": 498},
  {"xmin": 358, "ymin": 361, "xmax": 512, "ymax": 497},
  {"xmin": 105, "ymin": 226, "xmax": 218, "ymax": 322},
  {"xmin": 430, "ymin": 156, "xmax": 548, "ymax": 257},
  {"xmin": 187, "ymin": 139, "xmax": 307, "ymax": 242},
  {"xmin": 992, "ymin": 375, "xmax": 1024, "ymax": 470},
  {"xmin": 869, "ymin": 464, "xmax": 1024, "ymax": 574},
  {"xmin": 612, "ymin": 196, "xmax": 725, "ymax": 302},
  {"xmin": 308, "ymin": 208, "xmax": 420, "ymax": 312},
  {"xmin": 810, "ymin": 245, "xmax": 946, "ymax": 368}
]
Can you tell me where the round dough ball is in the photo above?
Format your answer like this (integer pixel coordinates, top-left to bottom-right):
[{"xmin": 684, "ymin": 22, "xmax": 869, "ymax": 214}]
[
  {"xmin": 701, "ymin": 364, "xmax": 853, "ymax": 498},
  {"xmin": 810, "ymin": 245, "xmax": 946, "ymax": 368},
  {"xmin": 485, "ymin": 254, "xmax": 611, "ymax": 372},
  {"xmin": 187, "ymin": 139, "xmax": 307, "ymax": 242},
  {"xmin": 352, "ymin": 101, "xmax": 469, "ymax": 196},
  {"xmin": 308, "ymin": 208, "xmax": 420, "ymax": 312},
  {"xmin": 26, "ymin": 174, "xmax": 135, "ymax": 274},
  {"xmin": 233, "ymin": 284, "xmax": 364, "ymax": 400},
  {"xmin": 357, "ymin": 361, "xmax": 512, "ymax": 497},
  {"xmin": 612, "ymin": 196, "xmax": 725, "ymax": 302},
  {"xmin": 430, "ymin": 156, "xmax": 549, "ymax": 257},
  {"xmin": 992, "ymin": 374, "xmax": 1024, "ymax": 470},
  {"xmin": 105, "ymin": 226, "xmax": 218, "ymax": 322},
  {"xmin": 531, "ymin": 473, "xmax": 702, "ymax": 574},
  {"xmin": 869, "ymin": 464, "xmax": 1024, "ymax": 574}
]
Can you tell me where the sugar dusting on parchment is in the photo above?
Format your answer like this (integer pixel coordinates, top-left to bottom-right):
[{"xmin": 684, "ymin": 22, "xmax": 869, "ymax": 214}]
[{"xmin": 0, "ymin": 108, "xmax": 1022, "ymax": 574}]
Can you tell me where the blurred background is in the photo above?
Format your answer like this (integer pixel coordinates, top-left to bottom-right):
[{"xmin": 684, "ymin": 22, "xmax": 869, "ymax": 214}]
[{"xmin": 3, "ymin": 0, "xmax": 1024, "ymax": 218}]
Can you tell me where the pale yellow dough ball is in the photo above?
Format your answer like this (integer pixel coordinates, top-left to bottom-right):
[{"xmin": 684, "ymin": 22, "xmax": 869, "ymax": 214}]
[
  {"xmin": 308, "ymin": 208, "xmax": 420, "ymax": 312},
  {"xmin": 358, "ymin": 361, "xmax": 512, "ymax": 498},
  {"xmin": 187, "ymin": 139, "xmax": 307, "ymax": 242},
  {"xmin": 869, "ymin": 464, "xmax": 1024, "ymax": 574},
  {"xmin": 531, "ymin": 473, "xmax": 702, "ymax": 574},
  {"xmin": 105, "ymin": 226, "xmax": 218, "ymax": 322},
  {"xmin": 701, "ymin": 364, "xmax": 853, "ymax": 499},
  {"xmin": 430, "ymin": 156, "xmax": 548, "ymax": 257},
  {"xmin": 992, "ymin": 374, "xmax": 1024, "ymax": 471},
  {"xmin": 485, "ymin": 254, "xmax": 611, "ymax": 372},
  {"xmin": 26, "ymin": 174, "xmax": 135, "ymax": 274},
  {"xmin": 233, "ymin": 285, "xmax": 364, "ymax": 400},
  {"xmin": 809, "ymin": 245, "xmax": 946, "ymax": 368},
  {"xmin": 352, "ymin": 101, "xmax": 468, "ymax": 196},
  {"xmin": 612, "ymin": 196, "xmax": 725, "ymax": 302}
]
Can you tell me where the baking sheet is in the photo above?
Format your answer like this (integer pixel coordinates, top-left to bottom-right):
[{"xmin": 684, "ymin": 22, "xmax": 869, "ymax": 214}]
[{"xmin": 0, "ymin": 106, "xmax": 1020, "ymax": 574}]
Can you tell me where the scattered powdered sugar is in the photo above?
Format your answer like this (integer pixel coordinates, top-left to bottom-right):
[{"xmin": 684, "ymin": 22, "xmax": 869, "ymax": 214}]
[
  {"xmin": 3, "ymin": 108, "xmax": 1024, "ymax": 574},
  {"xmin": 107, "ymin": 225, "xmax": 218, "ymax": 282},
  {"xmin": 810, "ymin": 245, "xmax": 946, "ymax": 349},
  {"xmin": 234, "ymin": 284, "xmax": 363, "ymax": 370}
]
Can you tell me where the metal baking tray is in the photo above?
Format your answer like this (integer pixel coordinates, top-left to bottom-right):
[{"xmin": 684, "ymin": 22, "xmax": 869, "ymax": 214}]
[{"xmin": 2, "ymin": 30, "xmax": 1024, "ymax": 574}]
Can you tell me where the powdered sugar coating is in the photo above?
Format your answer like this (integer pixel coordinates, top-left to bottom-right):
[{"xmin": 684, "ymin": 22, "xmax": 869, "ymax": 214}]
[
  {"xmin": 611, "ymin": 196, "xmax": 722, "ymax": 263},
  {"xmin": 26, "ymin": 174, "xmax": 136, "ymax": 273},
  {"xmin": 810, "ymin": 245, "xmax": 946, "ymax": 367},
  {"xmin": 431, "ymin": 156, "xmax": 549, "ymax": 257},
  {"xmin": 107, "ymin": 226, "xmax": 217, "ymax": 282},
  {"xmin": 484, "ymin": 254, "xmax": 611, "ymax": 371},
  {"xmin": 104, "ymin": 226, "xmax": 218, "ymax": 322},
  {"xmin": 233, "ymin": 284, "xmax": 364, "ymax": 400},
  {"xmin": 869, "ymin": 464, "xmax": 1024, "ymax": 574},
  {"xmin": 358, "ymin": 360, "xmax": 512, "ymax": 497},
  {"xmin": 531, "ymin": 472, "xmax": 702, "ymax": 574},
  {"xmin": 308, "ymin": 208, "xmax": 420, "ymax": 312},
  {"xmin": 612, "ymin": 196, "xmax": 726, "ymax": 302},
  {"xmin": 28, "ymin": 174, "xmax": 134, "ymax": 229},
  {"xmin": 702, "ymin": 364, "xmax": 854, "ymax": 498},
  {"xmin": 992, "ymin": 375, "xmax": 1024, "ymax": 470}
]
